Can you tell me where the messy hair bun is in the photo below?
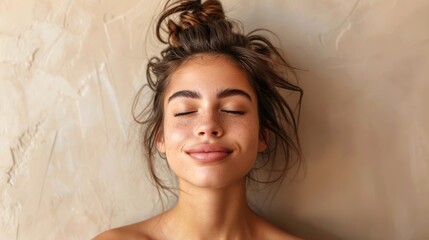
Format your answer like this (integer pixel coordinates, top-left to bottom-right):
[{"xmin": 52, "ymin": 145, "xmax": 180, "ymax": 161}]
[
  {"xmin": 135, "ymin": 0, "xmax": 303, "ymax": 199},
  {"xmin": 157, "ymin": 0, "xmax": 226, "ymax": 47}
]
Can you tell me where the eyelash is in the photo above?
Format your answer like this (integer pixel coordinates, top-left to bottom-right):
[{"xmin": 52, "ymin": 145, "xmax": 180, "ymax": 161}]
[
  {"xmin": 222, "ymin": 110, "xmax": 245, "ymax": 115},
  {"xmin": 174, "ymin": 111, "xmax": 197, "ymax": 117},
  {"xmin": 174, "ymin": 110, "xmax": 245, "ymax": 117}
]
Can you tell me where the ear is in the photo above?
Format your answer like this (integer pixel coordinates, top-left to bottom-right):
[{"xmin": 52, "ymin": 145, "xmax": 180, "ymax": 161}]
[
  {"xmin": 257, "ymin": 128, "xmax": 269, "ymax": 152},
  {"xmin": 156, "ymin": 129, "xmax": 165, "ymax": 153}
]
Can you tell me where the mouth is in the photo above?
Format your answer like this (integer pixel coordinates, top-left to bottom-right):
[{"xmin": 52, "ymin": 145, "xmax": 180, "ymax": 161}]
[{"xmin": 185, "ymin": 144, "xmax": 233, "ymax": 163}]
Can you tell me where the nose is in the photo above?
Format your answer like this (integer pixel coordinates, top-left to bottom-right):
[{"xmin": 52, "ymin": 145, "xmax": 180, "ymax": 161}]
[{"xmin": 195, "ymin": 111, "xmax": 224, "ymax": 137}]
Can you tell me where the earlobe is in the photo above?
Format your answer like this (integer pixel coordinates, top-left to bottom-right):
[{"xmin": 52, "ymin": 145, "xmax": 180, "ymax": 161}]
[
  {"xmin": 156, "ymin": 130, "xmax": 165, "ymax": 153},
  {"xmin": 257, "ymin": 129, "xmax": 269, "ymax": 152},
  {"xmin": 257, "ymin": 140, "xmax": 267, "ymax": 152}
]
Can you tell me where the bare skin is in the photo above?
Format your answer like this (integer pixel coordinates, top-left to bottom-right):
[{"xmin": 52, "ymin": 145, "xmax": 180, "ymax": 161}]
[
  {"xmin": 93, "ymin": 56, "xmax": 301, "ymax": 240},
  {"xmin": 94, "ymin": 179, "xmax": 299, "ymax": 240}
]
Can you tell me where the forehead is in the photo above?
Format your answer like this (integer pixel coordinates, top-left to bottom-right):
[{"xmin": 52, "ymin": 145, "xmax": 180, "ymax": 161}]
[{"xmin": 166, "ymin": 54, "xmax": 255, "ymax": 96}]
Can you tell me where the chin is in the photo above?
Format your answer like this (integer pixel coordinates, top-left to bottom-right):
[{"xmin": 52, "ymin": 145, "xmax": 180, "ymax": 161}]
[{"xmin": 180, "ymin": 173, "xmax": 247, "ymax": 190}]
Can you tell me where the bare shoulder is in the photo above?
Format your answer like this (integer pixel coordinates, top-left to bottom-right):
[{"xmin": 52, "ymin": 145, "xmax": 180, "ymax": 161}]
[
  {"xmin": 92, "ymin": 228, "xmax": 133, "ymax": 240},
  {"xmin": 92, "ymin": 217, "xmax": 163, "ymax": 240},
  {"xmin": 92, "ymin": 225, "xmax": 149, "ymax": 240},
  {"xmin": 262, "ymin": 223, "xmax": 302, "ymax": 240}
]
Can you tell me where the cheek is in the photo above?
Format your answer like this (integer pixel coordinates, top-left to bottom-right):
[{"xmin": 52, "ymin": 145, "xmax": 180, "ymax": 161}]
[
  {"xmin": 164, "ymin": 118, "xmax": 194, "ymax": 147},
  {"xmin": 229, "ymin": 115, "xmax": 258, "ymax": 134}
]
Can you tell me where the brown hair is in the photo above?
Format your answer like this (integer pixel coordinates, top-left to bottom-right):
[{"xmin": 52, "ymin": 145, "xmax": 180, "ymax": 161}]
[{"xmin": 133, "ymin": 0, "xmax": 303, "ymax": 199}]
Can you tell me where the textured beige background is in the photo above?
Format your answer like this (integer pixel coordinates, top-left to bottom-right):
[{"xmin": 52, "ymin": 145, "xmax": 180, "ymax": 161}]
[{"xmin": 1, "ymin": 0, "xmax": 428, "ymax": 239}]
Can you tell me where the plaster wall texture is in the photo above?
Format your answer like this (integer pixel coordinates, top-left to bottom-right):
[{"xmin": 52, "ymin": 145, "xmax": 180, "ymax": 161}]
[{"xmin": 0, "ymin": 0, "xmax": 428, "ymax": 239}]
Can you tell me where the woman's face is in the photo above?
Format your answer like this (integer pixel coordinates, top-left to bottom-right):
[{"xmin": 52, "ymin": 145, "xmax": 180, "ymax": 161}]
[{"xmin": 157, "ymin": 55, "xmax": 266, "ymax": 189}]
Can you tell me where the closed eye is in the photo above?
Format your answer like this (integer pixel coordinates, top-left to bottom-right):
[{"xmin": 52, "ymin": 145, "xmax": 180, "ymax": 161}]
[
  {"xmin": 222, "ymin": 110, "xmax": 245, "ymax": 115},
  {"xmin": 174, "ymin": 111, "xmax": 197, "ymax": 117}
]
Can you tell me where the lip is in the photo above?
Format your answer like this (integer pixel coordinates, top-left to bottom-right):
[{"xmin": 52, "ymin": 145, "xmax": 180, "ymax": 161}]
[{"xmin": 185, "ymin": 144, "xmax": 233, "ymax": 163}]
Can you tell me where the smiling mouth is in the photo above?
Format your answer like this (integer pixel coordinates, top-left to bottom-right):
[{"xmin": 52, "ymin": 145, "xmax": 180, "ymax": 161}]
[{"xmin": 185, "ymin": 144, "xmax": 233, "ymax": 163}]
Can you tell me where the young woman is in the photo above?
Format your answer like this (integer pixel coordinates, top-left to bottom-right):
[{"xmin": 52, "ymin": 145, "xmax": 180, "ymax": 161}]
[{"xmin": 94, "ymin": 0, "xmax": 303, "ymax": 239}]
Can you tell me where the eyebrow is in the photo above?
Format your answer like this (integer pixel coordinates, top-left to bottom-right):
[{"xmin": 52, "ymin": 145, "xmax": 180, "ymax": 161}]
[
  {"xmin": 167, "ymin": 90, "xmax": 201, "ymax": 102},
  {"xmin": 167, "ymin": 88, "xmax": 252, "ymax": 103},
  {"xmin": 216, "ymin": 88, "xmax": 252, "ymax": 102}
]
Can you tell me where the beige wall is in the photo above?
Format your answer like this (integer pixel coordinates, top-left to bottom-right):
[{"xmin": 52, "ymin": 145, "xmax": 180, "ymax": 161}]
[{"xmin": 1, "ymin": 0, "xmax": 428, "ymax": 239}]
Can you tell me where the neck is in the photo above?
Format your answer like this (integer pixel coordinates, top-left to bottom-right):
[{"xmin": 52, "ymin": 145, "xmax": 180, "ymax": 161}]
[{"xmin": 163, "ymin": 178, "xmax": 256, "ymax": 239}]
